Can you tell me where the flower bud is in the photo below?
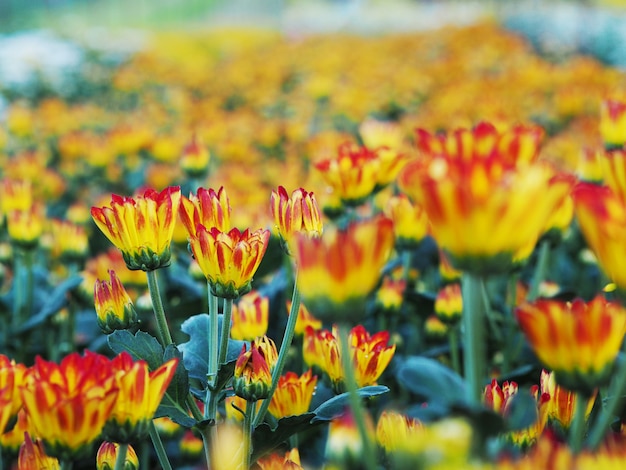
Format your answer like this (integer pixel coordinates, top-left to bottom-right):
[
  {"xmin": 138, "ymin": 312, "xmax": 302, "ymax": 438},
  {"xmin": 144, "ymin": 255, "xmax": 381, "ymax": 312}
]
[
  {"xmin": 94, "ymin": 270, "xmax": 138, "ymax": 334},
  {"xmin": 96, "ymin": 442, "xmax": 139, "ymax": 470}
]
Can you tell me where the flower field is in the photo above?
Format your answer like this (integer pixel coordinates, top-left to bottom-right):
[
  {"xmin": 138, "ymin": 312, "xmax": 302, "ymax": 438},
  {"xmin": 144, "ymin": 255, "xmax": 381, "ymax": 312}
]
[{"xmin": 1, "ymin": 16, "xmax": 626, "ymax": 469}]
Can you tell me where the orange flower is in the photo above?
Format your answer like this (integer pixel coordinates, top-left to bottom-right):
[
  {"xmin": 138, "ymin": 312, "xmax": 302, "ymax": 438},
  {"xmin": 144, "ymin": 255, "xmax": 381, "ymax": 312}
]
[
  {"xmin": 270, "ymin": 186, "xmax": 323, "ymax": 251},
  {"xmin": 399, "ymin": 123, "xmax": 574, "ymax": 273},
  {"xmin": 179, "ymin": 430, "xmax": 204, "ymax": 459},
  {"xmin": 573, "ymin": 182, "xmax": 626, "ymax": 289},
  {"xmin": 268, "ymin": 370, "xmax": 318, "ymax": 419},
  {"xmin": 540, "ymin": 369, "xmax": 596, "ymax": 430},
  {"xmin": 292, "ymin": 216, "xmax": 394, "ymax": 322},
  {"xmin": 96, "ymin": 442, "xmax": 139, "ymax": 470},
  {"xmin": 104, "ymin": 352, "xmax": 178, "ymax": 443},
  {"xmin": 233, "ymin": 341, "xmax": 273, "ymax": 402},
  {"xmin": 91, "ymin": 187, "xmax": 181, "ymax": 271},
  {"xmin": 257, "ymin": 448, "xmax": 303, "ymax": 470},
  {"xmin": 18, "ymin": 433, "xmax": 60, "ymax": 470},
  {"xmin": 189, "ymin": 226, "xmax": 270, "ymax": 299},
  {"xmin": 516, "ymin": 295, "xmax": 626, "ymax": 395},
  {"xmin": 597, "ymin": 149, "xmax": 626, "ymax": 205},
  {"xmin": 230, "ymin": 290, "xmax": 269, "ymax": 341},
  {"xmin": 287, "ymin": 301, "xmax": 322, "ymax": 336},
  {"xmin": 303, "ymin": 325, "xmax": 395, "ymax": 391},
  {"xmin": 94, "ymin": 270, "xmax": 138, "ymax": 334},
  {"xmin": 375, "ymin": 277, "xmax": 406, "ymax": 312},
  {"xmin": 179, "ymin": 186, "xmax": 230, "ymax": 237},
  {"xmin": 19, "ymin": 352, "xmax": 119, "ymax": 459},
  {"xmin": 384, "ymin": 194, "xmax": 429, "ymax": 249},
  {"xmin": 0, "ymin": 354, "xmax": 27, "ymax": 419},
  {"xmin": 600, "ymin": 99, "xmax": 626, "ymax": 147}
]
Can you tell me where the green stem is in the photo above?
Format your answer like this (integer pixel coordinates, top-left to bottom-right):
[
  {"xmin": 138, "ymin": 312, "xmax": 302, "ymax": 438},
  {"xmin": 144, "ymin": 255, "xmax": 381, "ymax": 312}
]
[
  {"xmin": 569, "ymin": 392, "xmax": 588, "ymax": 454},
  {"xmin": 206, "ymin": 288, "xmax": 219, "ymax": 408},
  {"xmin": 461, "ymin": 273, "xmax": 486, "ymax": 406},
  {"xmin": 217, "ymin": 297, "xmax": 234, "ymax": 366},
  {"xmin": 149, "ymin": 421, "xmax": 173, "ymax": 470},
  {"xmin": 146, "ymin": 270, "xmax": 173, "ymax": 346},
  {"xmin": 200, "ymin": 426, "xmax": 216, "ymax": 470},
  {"xmin": 113, "ymin": 443, "xmax": 129, "ymax": 470},
  {"xmin": 253, "ymin": 282, "xmax": 301, "ymax": 427},
  {"xmin": 588, "ymin": 355, "xmax": 626, "ymax": 449},
  {"xmin": 243, "ymin": 400, "xmax": 257, "ymax": 470},
  {"xmin": 448, "ymin": 326, "xmax": 461, "ymax": 376},
  {"xmin": 337, "ymin": 323, "xmax": 377, "ymax": 470},
  {"xmin": 12, "ymin": 247, "xmax": 35, "ymax": 330},
  {"xmin": 527, "ymin": 240, "xmax": 550, "ymax": 302}
]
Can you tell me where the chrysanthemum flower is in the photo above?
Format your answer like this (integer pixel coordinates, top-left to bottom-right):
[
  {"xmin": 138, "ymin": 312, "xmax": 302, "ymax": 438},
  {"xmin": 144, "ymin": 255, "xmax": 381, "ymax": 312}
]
[
  {"xmin": 287, "ymin": 301, "xmax": 322, "ymax": 336},
  {"xmin": 230, "ymin": 290, "xmax": 269, "ymax": 341},
  {"xmin": 384, "ymin": 194, "xmax": 429, "ymax": 249},
  {"xmin": 96, "ymin": 442, "xmax": 139, "ymax": 470},
  {"xmin": 516, "ymin": 295, "xmax": 626, "ymax": 395},
  {"xmin": 233, "ymin": 341, "xmax": 273, "ymax": 402},
  {"xmin": 303, "ymin": 325, "xmax": 395, "ymax": 392},
  {"xmin": 268, "ymin": 370, "xmax": 318, "ymax": 419},
  {"xmin": 270, "ymin": 186, "xmax": 323, "ymax": 252},
  {"xmin": 600, "ymin": 99, "xmax": 626, "ymax": 148},
  {"xmin": 292, "ymin": 216, "xmax": 394, "ymax": 323},
  {"xmin": 19, "ymin": 352, "xmax": 119, "ymax": 460},
  {"xmin": 18, "ymin": 434, "xmax": 60, "ymax": 470},
  {"xmin": 435, "ymin": 283, "xmax": 463, "ymax": 325},
  {"xmin": 257, "ymin": 448, "xmax": 303, "ymax": 470},
  {"xmin": 7, "ymin": 204, "xmax": 44, "ymax": 249},
  {"xmin": 189, "ymin": 226, "xmax": 270, "ymax": 299},
  {"xmin": 376, "ymin": 410, "xmax": 423, "ymax": 454},
  {"xmin": 104, "ymin": 352, "xmax": 178, "ymax": 443},
  {"xmin": 49, "ymin": 219, "xmax": 89, "ymax": 262},
  {"xmin": 179, "ymin": 186, "xmax": 230, "ymax": 238},
  {"xmin": 399, "ymin": 126, "xmax": 574, "ymax": 273},
  {"xmin": 180, "ymin": 134, "xmax": 211, "ymax": 177},
  {"xmin": 94, "ymin": 270, "xmax": 138, "ymax": 334},
  {"xmin": 540, "ymin": 369, "xmax": 595, "ymax": 430},
  {"xmin": 91, "ymin": 187, "xmax": 181, "ymax": 271}
]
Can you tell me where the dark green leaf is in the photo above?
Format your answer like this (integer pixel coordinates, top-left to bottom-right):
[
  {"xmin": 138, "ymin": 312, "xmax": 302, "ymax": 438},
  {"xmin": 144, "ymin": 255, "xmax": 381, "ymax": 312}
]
[
  {"xmin": 311, "ymin": 385, "xmax": 389, "ymax": 423},
  {"xmin": 107, "ymin": 330, "xmax": 164, "ymax": 369},
  {"xmin": 251, "ymin": 413, "xmax": 317, "ymax": 461},
  {"xmin": 16, "ymin": 275, "xmax": 83, "ymax": 333},
  {"xmin": 179, "ymin": 313, "xmax": 247, "ymax": 388},
  {"xmin": 504, "ymin": 389, "xmax": 539, "ymax": 431},
  {"xmin": 396, "ymin": 356, "xmax": 468, "ymax": 407}
]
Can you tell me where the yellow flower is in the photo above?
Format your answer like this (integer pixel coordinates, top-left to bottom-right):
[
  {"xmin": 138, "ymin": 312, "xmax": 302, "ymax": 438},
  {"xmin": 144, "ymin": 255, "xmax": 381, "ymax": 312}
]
[
  {"xmin": 189, "ymin": 226, "xmax": 270, "ymax": 299},
  {"xmin": 600, "ymin": 98, "xmax": 626, "ymax": 147},
  {"xmin": 399, "ymin": 124, "xmax": 574, "ymax": 273},
  {"xmin": 268, "ymin": 370, "xmax": 318, "ymax": 419},
  {"xmin": 270, "ymin": 186, "xmax": 323, "ymax": 252},
  {"xmin": 94, "ymin": 270, "xmax": 138, "ymax": 334},
  {"xmin": 292, "ymin": 216, "xmax": 394, "ymax": 323},
  {"xmin": 96, "ymin": 442, "xmax": 139, "ymax": 470},
  {"xmin": 384, "ymin": 194, "xmax": 430, "ymax": 249},
  {"xmin": 287, "ymin": 301, "xmax": 322, "ymax": 336},
  {"xmin": 376, "ymin": 410, "xmax": 423, "ymax": 454},
  {"xmin": 180, "ymin": 134, "xmax": 211, "ymax": 177},
  {"xmin": 91, "ymin": 187, "xmax": 182, "ymax": 271},
  {"xmin": 179, "ymin": 186, "xmax": 231, "ymax": 238},
  {"xmin": 375, "ymin": 277, "xmax": 406, "ymax": 312},
  {"xmin": 18, "ymin": 434, "xmax": 60, "ymax": 470},
  {"xmin": 105, "ymin": 352, "xmax": 178, "ymax": 443},
  {"xmin": 540, "ymin": 369, "xmax": 595, "ymax": 430},
  {"xmin": 49, "ymin": 219, "xmax": 89, "ymax": 261},
  {"xmin": 516, "ymin": 295, "xmax": 626, "ymax": 395},
  {"xmin": 257, "ymin": 448, "xmax": 303, "ymax": 470},
  {"xmin": 230, "ymin": 290, "xmax": 269, "ymax": 341},
  {"xmin": 7, "ymin": 204, "xmax": 44, "ymax": 249},
  {"xmin": 435, "ymin": 283, "xmax": 463, "ymax": 325}
]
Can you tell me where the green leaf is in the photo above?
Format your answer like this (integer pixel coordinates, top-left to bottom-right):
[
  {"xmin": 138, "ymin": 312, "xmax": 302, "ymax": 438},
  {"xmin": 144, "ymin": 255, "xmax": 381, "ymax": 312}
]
[
  {"xmin": 108, "ymin": 330, "xmax": 196, "ymax": 428},
  {"xmin": 178, "ymin": 313, "xmax": 247, "ymax": 388},
  {"xmin": 311, "ymin": 385, "xmax": 390, "ymax": 423},
  {"xmin": 16, "ymin": 275, "xmax": 83, "ymax": 333},
  {"xmin": 251, "ymin": 413, "xmax": 317, "ymax": 462},
  {"xmin": 396, "ymin": 356, "xmax": 468, "ymax": 407},
  {"xmin": 107, "ymin": 330, "xmax": 164, "ymax": 369},
  {"xmin": 154, "ymin": 345, "xmax": 194, "ymax": 427},
  {"xmin": 504, "ymin": 389, "xmax": 539, "ymax": 432}
]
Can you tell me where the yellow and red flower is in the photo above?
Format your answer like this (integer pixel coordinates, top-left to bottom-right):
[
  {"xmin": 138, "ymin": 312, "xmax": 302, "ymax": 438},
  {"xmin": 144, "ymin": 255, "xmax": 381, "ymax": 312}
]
[
  {"xmin": 376, "ymin": 410, "xmax": 423, "ymax": 455},
  {"xmin": 596, "ymin": 149, "xmax": 626, "ymax": 205},
  {"xmin": 96, "ymin": 442, "xmax": 139, "ymax": 470},
  {"xmin": 375, "ymin": 277, "xmax": 406, "ymax": 312},
  {"xmin": 573, "ymin": 182, "xmax": 626, "ymax": 289},
  {"xmin": 91, "ymin": 186, "xmax": 182, "ymax": 271},
  {"xmin": 257, "ymin": 448, "xmax": 303, "ymax": 470},
  {"xmin": 270, "ymin": 186, "xmax": 323, "ymax": 251},
  {"xmin": 399, "ymin": 123, "xmax": 574, "ymax": 273},
  {"xmin": 230, "ymin": 290, "xmax": 269, "ymax": 341},
  {"xmin": 516, "ymin": 295, "xmax": 626, "ymax": 395},
  {"xmin": 233, "ymin": 341, "xmax": 273, "ymax": 402},
  {"xmin": 94, "ymin": 270, "xmax": 138, "ymax": 334},
  {"xmin": 180, "ymin": 134, "xmax": 211, "ymax": 177},
  {"xmin": 49, "ymin": 219, "xmax": 89, "ymax": 261},
  {"xmin": 540, "ymin": 369, "xmax": 596, "ymax": 430},
  {"xmin": 19, "ymin": 352, "xmax": 119, "ymax": 459},
  {"xmin": 104, "ymin": 352, "xmax": 178, "ymax": 443},
  {"xmin": 18, "ymin": 433, "xmax": 60, "ymax": 470},
  {"xmin": 287, "ymin": 301, "xmax": 322, "ymax": 336},
  {"xmin": 7, "ymin": 204, "xmax": 45, "ymax": 249},
  {"xmin": 600, "ymin": 98, "xmax": 626, "ymax": 148},
  {"xmin": 268, "ymin": 370, "xmax": 318, "ymax": 419},
  {"xmin": 303, "ymin": 325, "xmax": 395, "ymax": 391},
  {"xmin": 384, "ymin": 194, "xmax": 429, "ymax": 249},
  {"xmin": 292, "ymin": 216, "xmax": 394, "ymax": 322},
  {"xmin": 179, "ymin": 186, "xmax": 230, "ymax": 238},
  {"xmin": 0, "ymin": 178, "xmax": 33, "ymax": 219},
  {"xmin": 189, "ymin": 226, "xmax": 270, "ymax": 299},
  {"xmin": 435, "ymin": 283, "xmax": 463, "ymax": 325}
]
